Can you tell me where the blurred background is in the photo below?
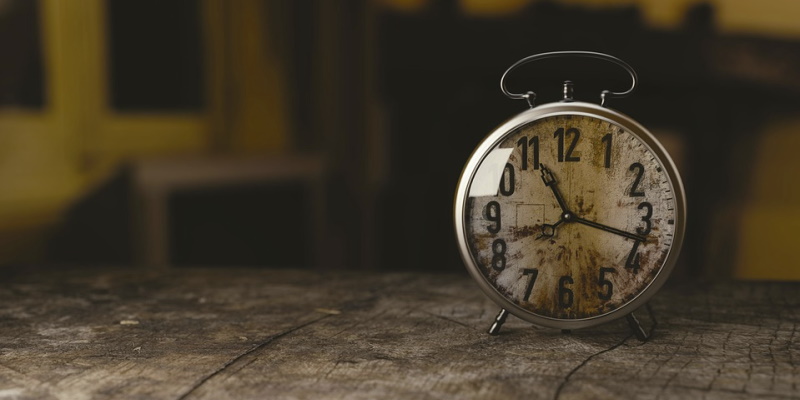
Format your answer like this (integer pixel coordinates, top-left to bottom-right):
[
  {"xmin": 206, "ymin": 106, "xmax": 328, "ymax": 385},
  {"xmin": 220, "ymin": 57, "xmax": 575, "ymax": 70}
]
[{"xmin": 0, "ymin": 0, "xmax": 799, "ymax": 279}]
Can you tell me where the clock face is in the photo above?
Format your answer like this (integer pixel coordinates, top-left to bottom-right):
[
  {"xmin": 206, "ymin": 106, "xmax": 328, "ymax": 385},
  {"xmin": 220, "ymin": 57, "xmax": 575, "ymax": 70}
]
[{"xmin": 458, "ymin": 105, "xmax": 683, "ymax": 324}]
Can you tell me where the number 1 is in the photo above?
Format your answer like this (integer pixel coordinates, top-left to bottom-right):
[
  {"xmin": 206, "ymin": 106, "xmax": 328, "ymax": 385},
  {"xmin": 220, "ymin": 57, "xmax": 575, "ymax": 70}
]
[{"xmin": 601, "ymin": 133, "xmax": 612, "ymax": 168}]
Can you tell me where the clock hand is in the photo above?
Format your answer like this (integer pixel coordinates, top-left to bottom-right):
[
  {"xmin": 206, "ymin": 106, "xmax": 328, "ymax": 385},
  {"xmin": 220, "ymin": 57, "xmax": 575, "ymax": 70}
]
[
  {"xmin": 540, "ymin": 164, "xmax": 571, "ymax": 214},
  {"xmin": 572, "ymin": 216, "xmax": 646, "ymax": 242},
  {"xmin": 536, "ymin": 218, "xmax": 563, "ymax": 240},
  {"xmin": 537, "ymin": 164, "xmax": 644, "ymax": 242},
  {"xmin": 537, "ymin": 164, "xmax": 577, "ymax": 240}
]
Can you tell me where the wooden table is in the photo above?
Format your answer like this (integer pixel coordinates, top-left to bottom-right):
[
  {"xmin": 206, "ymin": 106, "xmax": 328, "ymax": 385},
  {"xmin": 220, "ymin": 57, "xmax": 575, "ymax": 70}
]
[{"xmin": 0, "ymin": 268, "xmax": 797, "ymax": 399}]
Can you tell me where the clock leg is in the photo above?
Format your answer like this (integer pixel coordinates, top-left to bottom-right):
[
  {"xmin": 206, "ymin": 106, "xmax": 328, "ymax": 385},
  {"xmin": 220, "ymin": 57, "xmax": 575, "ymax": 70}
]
[
  {"xmin": 488, "ymin": 309, "xmax": 509, "ymax": 335},
  {"xmin": 626, "ymin": 303, "xmax": 657, "ymax": 342}
]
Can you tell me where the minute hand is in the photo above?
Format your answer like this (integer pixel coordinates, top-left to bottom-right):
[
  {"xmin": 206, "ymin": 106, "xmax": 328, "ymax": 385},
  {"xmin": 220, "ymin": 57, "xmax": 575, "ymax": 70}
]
[{"xmin": 573, "ymin": 216, "xmax": 646, "ymax": 242}]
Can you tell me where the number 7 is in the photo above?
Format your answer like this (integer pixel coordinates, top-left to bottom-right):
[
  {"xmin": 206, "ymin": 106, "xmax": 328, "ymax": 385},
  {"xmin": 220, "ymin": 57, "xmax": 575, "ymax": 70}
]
[{"xmin": 522, "ymin": 268, "xmax": 538, "ymax": 302}]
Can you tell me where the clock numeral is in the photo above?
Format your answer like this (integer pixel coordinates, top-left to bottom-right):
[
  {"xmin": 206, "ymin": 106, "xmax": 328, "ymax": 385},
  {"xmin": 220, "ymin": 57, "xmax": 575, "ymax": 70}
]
[
  {"xmin": 637, "ymin": 202, "xmax": 653, "ymax": 235},
  {"xmin": 516, "ymin": 136, "xmax": 540, "ymax": 170},
  {"xmin": 491, "ymin": 239, "xmax": 507, "ymax": 271},
  {"xmin": 555, "ymin": 127, "xmax": 581, "ymax": 162},
  {"xmin": 499, "ymin": 163, "xmax": 515, "ymax": 196},
  {"xmin": 598, "ymin": 267, "xmax": 615, "ymax": 300},
  {"xmin": 625, "ymin": 241, "xmax": 641, "ymax": 272},
  {"xmin": 601, "ymin": 133, "xmax": 612, "ymax": 168},
  {"xmin": 522, "ymin": 268, "xmax": 538, "ymax": 302},
  {"xmin": 558, "ymin": 276, "xmax": 574, "ymax": 308},
  {"xmin": 629, "ymin": 162, "xmax": 645, "ymax": 197},
  {"xmin": 485, "ymin": 201, "xmax": 501, "ymax": 234}
]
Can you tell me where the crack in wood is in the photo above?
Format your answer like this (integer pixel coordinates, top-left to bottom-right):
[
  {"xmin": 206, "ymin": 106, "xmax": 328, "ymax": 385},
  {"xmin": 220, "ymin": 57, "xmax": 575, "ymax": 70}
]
[
  {"xmin": 421, "ymin": 311, "xmax": 476, "ymax": 331},
  {"xmin": 175, "ymin": 314, "xmax": 332, "ymax": 400},
  {"xmin": 174, "ymin": 278, "xmax": 419, "ymax": 399},
  {"xmin": 655, "ymin": 358, "xmax": 694, "ymax": 400},
  {"xmin": 324, "ymin": 360, "xmax": 341, "ymax": 379},
  {"xmin": 648, "ymin": 330, "xmax": 689, "ymax": 385},
  {"xmin": 552, "ymin": 334, "xmax": 632, "ymax": 400}
]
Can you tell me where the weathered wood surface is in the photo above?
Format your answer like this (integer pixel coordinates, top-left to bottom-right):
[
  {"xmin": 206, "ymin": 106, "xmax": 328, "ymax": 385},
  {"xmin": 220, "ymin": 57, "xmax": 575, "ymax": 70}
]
[{"xmin": 0, "ymin": 268, "xmax": 798, "ymax": 400}]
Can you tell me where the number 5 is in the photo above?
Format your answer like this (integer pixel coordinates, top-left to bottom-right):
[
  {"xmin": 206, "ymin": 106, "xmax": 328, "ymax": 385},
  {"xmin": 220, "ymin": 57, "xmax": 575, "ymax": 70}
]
[{"xmin": 598, "ymin": 267, "xmax": 615, "ymax": 300}]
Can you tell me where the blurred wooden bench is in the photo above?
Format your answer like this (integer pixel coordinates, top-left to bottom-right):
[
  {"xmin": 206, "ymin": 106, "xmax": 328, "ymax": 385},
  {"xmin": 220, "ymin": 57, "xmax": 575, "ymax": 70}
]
[{"xmin": 130, "ymin": 155, "xmax": 325, "ymax": 268}]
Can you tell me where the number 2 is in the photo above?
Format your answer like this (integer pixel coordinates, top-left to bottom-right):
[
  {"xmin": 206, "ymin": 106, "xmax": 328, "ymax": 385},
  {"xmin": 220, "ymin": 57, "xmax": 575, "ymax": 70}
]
[{"xmin": 629, "ymin": 162, "xmax": 645, "ymax": 197}]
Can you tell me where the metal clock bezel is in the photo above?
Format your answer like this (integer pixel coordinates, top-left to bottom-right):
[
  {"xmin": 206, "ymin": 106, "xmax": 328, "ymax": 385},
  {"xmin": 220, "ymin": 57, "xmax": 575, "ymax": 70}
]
[{"xmin": 454, "ymin": 101, "xmax": 687, "ymax": 330}]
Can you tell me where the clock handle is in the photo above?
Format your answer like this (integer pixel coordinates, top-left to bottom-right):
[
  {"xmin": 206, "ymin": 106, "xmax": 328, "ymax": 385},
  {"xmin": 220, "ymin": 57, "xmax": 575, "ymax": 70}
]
[{"xmin": 499, "ymin": 51, "xmax": 638, "ymax": 107}]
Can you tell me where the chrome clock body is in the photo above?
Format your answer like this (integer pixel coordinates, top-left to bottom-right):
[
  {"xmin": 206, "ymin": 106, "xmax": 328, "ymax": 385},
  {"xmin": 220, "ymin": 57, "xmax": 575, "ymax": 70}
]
[{"xmin": 454, "ymin": 101, "xmax": 686, "ymax": 330}]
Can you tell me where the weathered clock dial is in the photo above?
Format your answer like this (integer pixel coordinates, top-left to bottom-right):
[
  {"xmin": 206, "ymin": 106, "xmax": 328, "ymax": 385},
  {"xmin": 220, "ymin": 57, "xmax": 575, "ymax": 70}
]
[
  {"xmin": 464, "ymin": 111, "xmax": 677, "ymax": 320},
  {"xmin": 455, "ymin": 102, "xmax": 685, "ymax": 330}
]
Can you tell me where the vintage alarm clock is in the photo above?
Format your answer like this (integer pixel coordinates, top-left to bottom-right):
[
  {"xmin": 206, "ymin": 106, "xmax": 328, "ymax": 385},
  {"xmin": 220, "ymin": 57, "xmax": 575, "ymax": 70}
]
[{"xmin": 453, "ymin": 51, "xmax": 686, "ymax": 340}]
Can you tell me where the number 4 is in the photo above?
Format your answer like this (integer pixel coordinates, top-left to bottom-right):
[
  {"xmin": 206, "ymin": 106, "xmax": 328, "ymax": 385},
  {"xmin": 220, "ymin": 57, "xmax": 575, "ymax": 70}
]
[{"xmin": 626, "ymin": 241, "xmax": 641, "ymax": 272}]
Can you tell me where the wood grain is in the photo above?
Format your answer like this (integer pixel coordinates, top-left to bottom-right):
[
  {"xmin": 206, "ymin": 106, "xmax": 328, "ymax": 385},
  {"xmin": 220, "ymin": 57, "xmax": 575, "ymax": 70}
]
[{"xmin": 0, "ymin": 268, "xmax": 797, "ymax": 399}]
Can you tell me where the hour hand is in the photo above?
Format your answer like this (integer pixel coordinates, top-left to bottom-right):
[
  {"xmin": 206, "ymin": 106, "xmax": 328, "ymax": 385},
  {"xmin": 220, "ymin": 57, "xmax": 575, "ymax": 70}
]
[
  {"xmin": 540, "ymin": 164, "xmax": 570, "ymax": 214},
  {"xmin": 540, "ymin": 164, "xmax": 557, "ymax": 186}
]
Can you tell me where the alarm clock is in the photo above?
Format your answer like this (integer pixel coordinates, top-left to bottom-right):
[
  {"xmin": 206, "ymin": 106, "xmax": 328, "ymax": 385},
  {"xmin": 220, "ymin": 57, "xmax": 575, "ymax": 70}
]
[{"xmin": 453, "ymin": 51, "xmax": 686, "ymax": 339}]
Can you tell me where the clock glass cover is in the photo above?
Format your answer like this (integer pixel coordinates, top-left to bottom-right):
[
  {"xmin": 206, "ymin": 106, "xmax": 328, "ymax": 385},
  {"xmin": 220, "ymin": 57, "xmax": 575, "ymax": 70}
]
[{"xmin": 459, "ymin": 104, "xmax": 682, "ymax": 326}]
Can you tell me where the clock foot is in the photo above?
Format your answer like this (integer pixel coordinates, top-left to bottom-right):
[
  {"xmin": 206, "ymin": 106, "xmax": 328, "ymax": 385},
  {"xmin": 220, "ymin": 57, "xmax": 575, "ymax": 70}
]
[
  {"xmin": 626, "ymin": 303, "xmax": 657, "ymax": 342},
  {"xmin": 488, "ymin": 309, "xmax": 509, "ymax": 335}
]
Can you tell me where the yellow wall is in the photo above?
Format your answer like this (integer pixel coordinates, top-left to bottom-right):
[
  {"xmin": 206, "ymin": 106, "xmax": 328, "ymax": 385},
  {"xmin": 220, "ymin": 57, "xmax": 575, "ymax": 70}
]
[
  {"xmin": 5, "ymin": 0, "xmax": 800, "ymax": 276},
  {"xmin": 0, "ymin": 0, "xmax": 290, "ymax": 263},
  {"xmin": 735, "ymin": 116, "xmax": 800, "ymax": 280},
  {"xmin": 384, "ymin": 0, "xmax": 800, "ymax": 38}
]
